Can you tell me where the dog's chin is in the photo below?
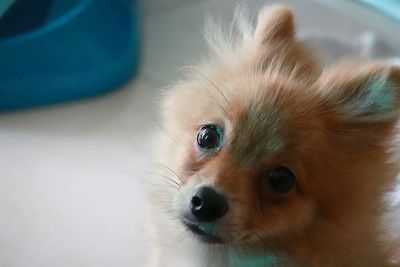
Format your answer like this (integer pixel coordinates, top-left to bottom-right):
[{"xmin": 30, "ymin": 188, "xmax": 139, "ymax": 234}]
[{"xmin": 182, "ymin": 219, "xmax": 225, "ymax": 244}]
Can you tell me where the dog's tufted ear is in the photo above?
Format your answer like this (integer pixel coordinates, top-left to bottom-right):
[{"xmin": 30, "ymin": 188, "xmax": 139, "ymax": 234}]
[
  {"xmin": 319, "ymin": 61, "xmax": 400, "ymax": 123},
  {"xmin": 254, "ymin": 5, "xmax": 295, "ymax": 44}
]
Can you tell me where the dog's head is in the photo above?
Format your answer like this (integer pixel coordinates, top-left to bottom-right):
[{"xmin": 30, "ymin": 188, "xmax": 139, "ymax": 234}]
[{"xmin": 156, "ymin": 4, "xmax": 400, "ymax": 257}]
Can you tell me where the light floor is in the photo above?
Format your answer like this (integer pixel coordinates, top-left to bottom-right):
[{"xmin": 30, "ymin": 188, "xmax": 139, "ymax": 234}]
[{"xmin": 0, "ymin": 0, "xmax": 399, "ymax": 266}]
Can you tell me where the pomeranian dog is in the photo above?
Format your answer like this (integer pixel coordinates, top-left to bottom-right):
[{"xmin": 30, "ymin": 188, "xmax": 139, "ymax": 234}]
[{"xmin": 146, "ymin": 4, "xmax": 400, "ymax": 267}]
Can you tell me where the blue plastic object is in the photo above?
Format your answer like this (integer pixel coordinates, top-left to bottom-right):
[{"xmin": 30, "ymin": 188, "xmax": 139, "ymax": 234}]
[
  {"xmin": 356, "ymin": 0, "xmax": 400, "ymax": 23},
  {"xmin": 0, "ymin": 0, "xmax": 140, "ymax": 111}
]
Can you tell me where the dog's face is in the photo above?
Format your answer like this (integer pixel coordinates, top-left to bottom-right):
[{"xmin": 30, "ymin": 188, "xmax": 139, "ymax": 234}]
[{"xmin": 157, "ymin": 5, "xmax": 400, "ymax": 253}]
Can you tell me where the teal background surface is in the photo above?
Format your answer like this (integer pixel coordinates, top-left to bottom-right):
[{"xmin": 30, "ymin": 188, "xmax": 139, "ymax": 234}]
[{"xmin": 357, "ymin": 0, "xmax": 400, "ymax": 22}]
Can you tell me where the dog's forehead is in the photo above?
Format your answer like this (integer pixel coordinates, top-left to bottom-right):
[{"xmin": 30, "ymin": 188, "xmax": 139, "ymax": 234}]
[{"xmin": 228, "ymin": 99, "xmax": 285, "ymax": 165}]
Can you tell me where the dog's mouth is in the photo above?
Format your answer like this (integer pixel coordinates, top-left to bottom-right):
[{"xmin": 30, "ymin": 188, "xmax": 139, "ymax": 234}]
[{"xmin": 182, "ymin": 219, "xmax": 224, "ymax": 244}]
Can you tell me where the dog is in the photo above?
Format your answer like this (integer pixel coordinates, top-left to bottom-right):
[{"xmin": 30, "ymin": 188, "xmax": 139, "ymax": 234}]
[{"xmin": 145, "ymin": 4, "xmax": 400, "ymax": 267}]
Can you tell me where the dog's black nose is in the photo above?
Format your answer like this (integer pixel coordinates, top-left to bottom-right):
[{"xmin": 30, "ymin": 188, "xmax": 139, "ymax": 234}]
[{"xmin": 190, "ymin": 186, "xmax": 229, "ymax": 222}]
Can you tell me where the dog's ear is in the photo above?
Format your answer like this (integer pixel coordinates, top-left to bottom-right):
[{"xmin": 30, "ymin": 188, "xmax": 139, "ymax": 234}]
[
  {"xmin": 254, "ymin": 5, "xmax": 295, "ymax": 44},
  {"xmin": 320, "ymin": 62, "xmax": 400, "ymax": 123}
]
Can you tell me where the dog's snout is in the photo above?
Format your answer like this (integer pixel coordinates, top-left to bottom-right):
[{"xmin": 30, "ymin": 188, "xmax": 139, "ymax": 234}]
[{"xmin": 190, "ymin": 186, "xmax": 229, "ymax": 222}]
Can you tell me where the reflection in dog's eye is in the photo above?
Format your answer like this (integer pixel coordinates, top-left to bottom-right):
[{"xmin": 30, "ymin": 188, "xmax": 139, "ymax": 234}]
[{"xmin": 197, "ymin": 124, "xmax": 223, "ymax": 150}]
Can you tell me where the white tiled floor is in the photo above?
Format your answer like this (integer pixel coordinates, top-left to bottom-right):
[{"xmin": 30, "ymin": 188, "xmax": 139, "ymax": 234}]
[{"xmin": 1, "ymin": 1, "xmax": 399, "ymax": 267}]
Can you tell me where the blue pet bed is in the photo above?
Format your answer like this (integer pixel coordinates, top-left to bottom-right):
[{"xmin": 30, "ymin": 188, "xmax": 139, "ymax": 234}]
[
  {"xmin": 0, "ymin": 0, "xmax": 140, "ymax": 111},
  {"xmin": 356, "ymin": 0, "xmax": 400, "ymax": 23}
]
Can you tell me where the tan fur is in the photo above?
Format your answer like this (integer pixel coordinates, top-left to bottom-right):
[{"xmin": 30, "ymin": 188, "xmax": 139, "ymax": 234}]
[{"xmin": 147, "ymin": 4, "xmax": 400, "ymax": 267}]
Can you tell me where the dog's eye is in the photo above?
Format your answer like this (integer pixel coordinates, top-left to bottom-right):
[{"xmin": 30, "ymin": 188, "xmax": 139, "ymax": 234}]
[
  {"xmin": 197, "ymin": 124, "xmax": 222, "ymax": 150},
  {"xmin": 267, "ymin": 166, "xmax": 296, "ymax": 193}
]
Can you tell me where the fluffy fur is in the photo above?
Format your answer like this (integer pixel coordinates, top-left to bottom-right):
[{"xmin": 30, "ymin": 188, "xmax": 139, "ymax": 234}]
[{"xmin": 146, "ymin": 4, "xmax": 400, "ymax": 267}]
